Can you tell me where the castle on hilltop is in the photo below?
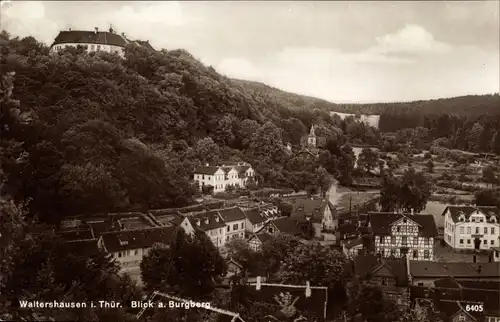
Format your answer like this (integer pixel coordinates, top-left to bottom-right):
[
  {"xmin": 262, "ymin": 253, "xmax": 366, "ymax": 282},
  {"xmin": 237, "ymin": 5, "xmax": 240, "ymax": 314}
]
[{"xmin": 50, "ymin": 26, "xmax": 155, "ymax": 58}]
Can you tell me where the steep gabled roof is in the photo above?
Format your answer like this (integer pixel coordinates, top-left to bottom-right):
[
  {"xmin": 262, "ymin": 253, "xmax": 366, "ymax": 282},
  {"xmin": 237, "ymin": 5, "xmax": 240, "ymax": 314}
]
[
  {"xmin": 249, "ymin": 232, "xmax": 274, "ymax": 244},
  {"xmin": 244, "ymin": 208, "xmax": 267, "ymax": 225},
  {"xmin": 268, "ymin": 217, "xmax": 302, "ymax": 236},
  {"xmin": 218, "ymin": 207, "xmax": 247, "ymax": 222},
  {"xmin": 368, "ymin": 212, "xmax": 438, "ymax": 237},
  {"xmin": 290, "ymin": 198, "xmax": 331, "ymax": 223}
]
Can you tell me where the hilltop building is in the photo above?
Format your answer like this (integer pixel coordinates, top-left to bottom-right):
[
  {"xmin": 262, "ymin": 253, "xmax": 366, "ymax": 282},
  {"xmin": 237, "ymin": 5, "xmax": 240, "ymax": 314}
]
[
  {"xmin": 193, "ymin": 161, "xmax": 256, "ymax": 193},
  {"xmin": 50, "ymin": 27, "xmax": 155, "ymax": 57},
  {"xmin": 442, "ymin": 206, "xmax": 499, "ymax": 251},
  {"xmin": 300, "ymin": 125, "xmax": 326, "ymax": 149}
]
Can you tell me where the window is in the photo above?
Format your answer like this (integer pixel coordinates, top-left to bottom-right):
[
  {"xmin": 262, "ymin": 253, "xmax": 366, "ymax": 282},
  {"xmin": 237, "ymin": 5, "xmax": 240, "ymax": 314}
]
[
  {"xmin": 413, "ymin": 250, "xmax": 418, "ymax": 259},
  {"xmin": 418, "ymin": 283, "xmax": 424, "ymax": 286},
  {"xmin": 227, "ymin": 226, "xmax": 230, "ymax": 232},
  {"xmin": 97, "ymin": 45, "xmax": 101, "ymax": 51},
  {"xmin": 402, "ymin": 236, "xmax": 407, "ymax": 246},
  {"xmin": 118, "ymin": 252, "xmax": 122, "ymax": 258},
  {"xmin": 396, "ymin": 226, "xmax": 400, "ymax": 232},
  {"xmin": 483, "ymin": 239, "xmax": 487, "ymax": 244},
  {"xmin": 241, "ymin": 222, "xmax": 244, "ymax": 229},
  {"xmin": 379, "ymin": 236, "xmax": 383, "ymax": 243},
  {"xmin": 460, "ymin": 239, "xmax": 464, "ymax": 244},
  {"xmin": 424, "ymin": 250, "xmax": 430, "ymax": 259},
  {"xmin": 467, "ymin": 239, "xmax": 471, "ymax": 244},
  {"xmin": 219, "ymin": 228, "xmax": 222, "ymax": 234},
  {"xmin": 233, "ymin": 223, "xmax": 238, "ymax": 230},
  {"xmin": 391, "ymin": 249, "xmax": 396, "ymax": 256},
  {"xmin": 424, "ymin": 238, "xmax": 429, "ymax": 246},
  {"xmin": 413, "ymin": 237, "xmax": 418, "ymax": 245},
  {"xmin": 467, "ymin": 227, "xmax": 471, "ymax": 234},
  {"xmin": 460, "ymin": 227, "xmax": 464, "ymax": 234},
  {"xmin": 492, "ymin": 228, "xmax": 496, "ymax": 234},
  {"xmin": 90, "ymin": 44, "xmax": 95, "ymax": 50},
  {"xmin": 381, "ymin": 278, "xmax": 388, "ymax": 286},
  {"xmin": 391, "ymin": 236, "xmax": 396, "ymax": 244},
  {"xmin": 485, "ymin": 227, "xmax": 488, "ymax": 234},
  {"xmin": 403, "ymin": 218, "xmax": 407, "ymax": 223},
  {"xmin": 479, "ymin": 218, "xmax": 484, "ymax": 222},
  {"xmin": 491, "ymin": 240, "xmax": 495, "ymax": 245},
  {"xmin": 226, "ymin": 236, "xmax": 229, "ymax": 241},
  {"xmin": 476, "ymin": 227, "xmax": 480, "ymax": 234},
  {"xmin": 134, "ymin": 250, "xmax": 139, "ymax": 256}
]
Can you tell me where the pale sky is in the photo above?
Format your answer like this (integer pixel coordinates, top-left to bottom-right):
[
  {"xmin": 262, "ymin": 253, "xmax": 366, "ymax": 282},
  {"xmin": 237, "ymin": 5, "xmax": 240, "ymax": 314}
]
[{"xmin": 1, "ymin": 1, "xmax": 499, "ymax": 103}]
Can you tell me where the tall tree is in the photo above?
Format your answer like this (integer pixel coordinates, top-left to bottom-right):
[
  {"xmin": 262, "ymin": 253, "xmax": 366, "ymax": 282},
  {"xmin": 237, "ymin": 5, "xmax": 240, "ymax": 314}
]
[
  {"xmin": 357, "ymin": 148, "xmax": 379, "ymax": 173},
  {"xmin": 380, "ymin": 168, "xmax": 431, "ymax": 213}
]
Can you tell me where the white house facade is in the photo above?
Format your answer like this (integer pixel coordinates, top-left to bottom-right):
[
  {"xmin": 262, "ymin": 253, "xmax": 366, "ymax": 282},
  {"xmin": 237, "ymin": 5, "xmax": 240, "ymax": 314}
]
[
  {"xmin": 217, "ymin": 207, "xmax": 247, "ymax": 242},
  {"xmin": 442, "ymin": 206, "xmax": 500, "ymax": 251},
  {"xmin": 193, "ymin": 162, "xmax": 256, "ymax": 193},
  {"xmin": 369, "ymin": 212, "xmax": 438, "ymax": 261},
  {"xmin": 183, "ymin": 211, "xmax": 227, "ymax": 248}
]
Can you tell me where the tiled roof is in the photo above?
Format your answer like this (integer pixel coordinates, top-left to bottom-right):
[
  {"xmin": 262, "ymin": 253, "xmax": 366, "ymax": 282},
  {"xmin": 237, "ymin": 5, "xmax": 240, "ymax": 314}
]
[
  {"xmin": 353, "ymin": 255, "xmax": 409, "ymax": 286},
  {"xmin": 244, "ymin": 208, "xmax": 267, "ymax": 225},
  {"xmin": 268, "ymin": 217, "xmax": 302, "ymax": 236},
  {"xmin": 249, "ymin": 232, "xmax": 274, "ymax": 244},
  {"xmin": 188, "ymin": 210, "xmax": 226, "ymax": 231},
  {"xmin": 194, "ymin": 166, "xmax": 221, "ymax": 175},
  {"xmin": 133, "ymin": 40, "xmax": 155, "ymax": 51},
  {"xmin": 64, "ymin": 239, "xmax": 100, "ymax": 256},
  {"xmin": 218, "ymin": 207, "xmax": 246, "ymax": 222},
  {"xmin": 442, "ymin": 205, "xmax": 499, "ymax": 222},
  {"xmin": 434, "ymin": 278, "xmax": 500, "ymax": 291},
  {"xmin": 234, "ymin": 165, "xmax": 251, "ymax": 174},
  {"xmin": 368, "ymin": 212, "xmax": 438, "ymax": 237},
  {"xmin": 100, "ymin": 226, "xmax": 176, "ymax": 253},
  {"xmin": 290, "ymin": 198, "xmax": 332, "ymax": 223},
  {"xmin": 409, "ymin": 261, "xmax": 500, "ymax": 278},
  {"xmin": 52, "ymin": 30, "xmax": 129, "ymax": 47},
  {"xmin": 344, "ymin": 238, "xmax": 363, "ymax": 249}
]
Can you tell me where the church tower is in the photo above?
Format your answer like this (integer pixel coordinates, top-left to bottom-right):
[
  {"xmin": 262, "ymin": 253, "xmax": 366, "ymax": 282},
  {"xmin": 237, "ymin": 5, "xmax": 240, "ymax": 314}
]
[{"xmin": 307, "ymin": 125, "xmax": 317, "ymax": 147}]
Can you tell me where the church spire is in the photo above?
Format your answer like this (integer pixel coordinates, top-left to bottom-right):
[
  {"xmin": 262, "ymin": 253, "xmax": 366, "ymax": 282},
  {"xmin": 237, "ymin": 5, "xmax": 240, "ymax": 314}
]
[{"xmin": 309, "ymin": 125, "xmax": 315, "ymax": 136}]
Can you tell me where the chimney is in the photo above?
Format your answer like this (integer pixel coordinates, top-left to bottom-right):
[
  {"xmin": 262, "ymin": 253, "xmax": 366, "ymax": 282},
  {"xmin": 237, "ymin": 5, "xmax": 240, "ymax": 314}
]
[
  {"xmin": 411, "ymin": 208, "xmax": 414, "ymax": 215},
  {"xmin": 94, "ymin": 27, "xmax": 98, "ymax": 34},
  {"xmin": 305, "ymin": 281, "xmax": 311, "ymax": 298},
  {"xmin": 256, "ymin": 276, "xmax": 261, "ymax": 290}
]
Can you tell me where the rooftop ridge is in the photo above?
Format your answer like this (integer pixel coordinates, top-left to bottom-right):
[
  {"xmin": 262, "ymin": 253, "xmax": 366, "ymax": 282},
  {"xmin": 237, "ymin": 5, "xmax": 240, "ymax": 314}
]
[{"xmin": 100, "ymin": 225, "xmax": 175, "ymax": 235}]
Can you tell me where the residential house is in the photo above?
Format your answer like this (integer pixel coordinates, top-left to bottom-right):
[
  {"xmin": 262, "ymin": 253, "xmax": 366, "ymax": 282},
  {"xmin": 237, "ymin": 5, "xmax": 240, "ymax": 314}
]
[
  {"xmin": 248, "ymin": 232, "xmax": 274, "ymax": 251},
  {"xmin": 261, "ymin": 217, "xmax": 303, "ymax": 238},
  {"xmin": 243, "ymin": 207, "xmax": 267, "ymax": 233},
  {"xmin": 50, "ymin": 27, "xmax": 154, "ymax": 57},
  {"xmin": 193, "ymin": 162, "xmax": 256, "ymax": 193},
  {"xmin": 247, "ymin": 278, "xmax": 332, "ymax": 321},
  {"xmin": 410, "ymin": 280, "xmax": 500, "ymax": 322},
  {"xmin": 343, "ymin": 238, "xmax": 364, "ymax": 259},
  {"xmin": 442, "ymin": 206, "xmax": 499, "ymax": 251},
  {"xmin": 182, "ymin": 210, "xmax": 227, "ymax": 248},
  {"xmin": 289, "ymin": 198, "xmax": 335, "ymax": 238},
  {"xmin": 368, "ymin": 211, "xmax": 438, "ymax": 260},
  {"xmin": 226, "ymin": 258, "xmax": 244, "ymax": 277},
  {"xmin": 218, "ymin": 207, "xmax": 247, "ymax": 242},
  {"xmin": 409, "ymin": 261, "xmax": 500, "ymax": 286},
  {"xmin": 351, "ymin": 254, "xmax": 410, "ymax": 309},
  {"xmin": 98, "ymin": 226, "xmax": 177, "ymax": 272}
]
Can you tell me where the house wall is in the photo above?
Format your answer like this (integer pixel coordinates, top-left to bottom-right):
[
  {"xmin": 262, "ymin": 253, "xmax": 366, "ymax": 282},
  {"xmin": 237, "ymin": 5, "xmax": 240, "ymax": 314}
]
[
  {"xmin": 343, "ymin": 244, "xmax": 363, "ymax": 259},
  {"xmin": 194, "ymin": 166, "xmax": 256, "ymax": 193},
  {"xmin": 112, "ymin": 247, "xmax": 149, "ymax": 269},
  {"xmin": 322, "ymin": 205, "xmax": 335, "ymax": 231},
  {"xmin": 412, "ymin": 276, "xmax": 500, "ymax": 287},
  {"xmin": 444, "ymin": 209, "xmax": 500, "ymax": 251},
  {"xmin": 374, "ymin": 218, "xmax": 434, "ymax": 261},
  {"xmin": 245, "ymin": 218, "xmax": 265, "ymax": 233},
  {"xmin": 225, "ymin": 219, "xmax": 246, "ymax": 241},
  {"xmin": 249, "ymin": 238, "xmax": 262, "ymax": 251},
  {"xmin": 51, "ymin": 43, "xmax": 125, "ymax": 57},
  {"xmin": 206, "ymin": 226, "xmax": 226, "ymax": 248}
]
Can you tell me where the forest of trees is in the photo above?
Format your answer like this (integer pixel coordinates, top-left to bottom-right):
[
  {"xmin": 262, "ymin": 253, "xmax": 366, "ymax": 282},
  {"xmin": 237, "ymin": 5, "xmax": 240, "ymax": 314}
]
[{"xmin": 0, "ymin": 32, "xmax": 379, "ymax": 225}]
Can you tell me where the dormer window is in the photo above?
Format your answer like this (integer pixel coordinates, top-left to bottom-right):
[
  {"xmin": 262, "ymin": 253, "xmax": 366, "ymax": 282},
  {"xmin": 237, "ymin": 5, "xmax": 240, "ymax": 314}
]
[
  {"xmin": 403, "ymin": 218, "xmax": 407, "ymax": 223},
  {"xmin": 491, "ymin": 216, "xmax": 497, "ymax": 223},
  {"xmin": 458, "ymin": 215, "xmax": 466, "ymax": 222}
]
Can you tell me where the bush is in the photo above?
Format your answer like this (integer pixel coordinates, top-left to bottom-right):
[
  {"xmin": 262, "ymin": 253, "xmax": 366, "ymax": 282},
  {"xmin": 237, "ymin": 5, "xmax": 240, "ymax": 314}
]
[{"xmin": 424, "ymin": 152, "xmax": 432, "ymax": 159}]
